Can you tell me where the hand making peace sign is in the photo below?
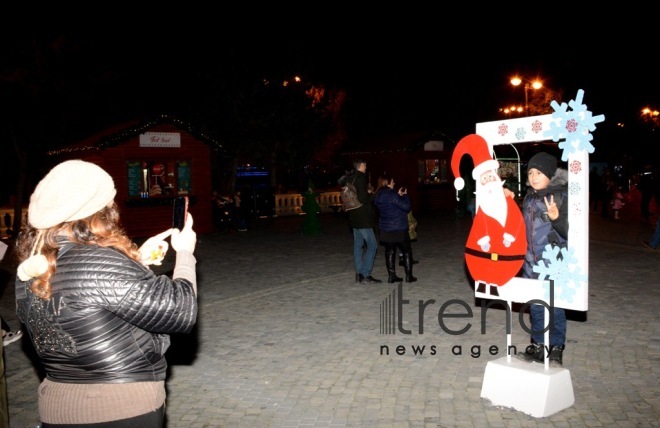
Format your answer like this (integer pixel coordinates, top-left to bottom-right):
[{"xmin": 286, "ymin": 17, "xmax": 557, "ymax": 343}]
[{"xmin": 544, "ymin": 194, "xmax": 559, "ymax": 221}]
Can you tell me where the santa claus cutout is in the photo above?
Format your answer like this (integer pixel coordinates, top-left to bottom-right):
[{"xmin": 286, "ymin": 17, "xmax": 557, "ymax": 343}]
[{"xmin": 452, "ymin": 134, "xmax": 526, "ymax": 297}]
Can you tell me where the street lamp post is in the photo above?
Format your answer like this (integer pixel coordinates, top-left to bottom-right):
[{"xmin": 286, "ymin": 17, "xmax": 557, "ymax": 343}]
[{"xmin": 510, "ymin": 76, "xmax": 543, "ymax": 116}]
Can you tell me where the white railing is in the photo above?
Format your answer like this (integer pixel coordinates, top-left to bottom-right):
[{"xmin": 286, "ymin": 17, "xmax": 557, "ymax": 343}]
[
  {"xmin": 275, "ymin": 193, "xmax": 304, "ymax": 216},
  {"xmin": 317, "ymin": 192, "xmax": 342, "ymax": 213},
  {"xmin": 274, "ymin": 191, "xmax": 341, "ymax": 217}
]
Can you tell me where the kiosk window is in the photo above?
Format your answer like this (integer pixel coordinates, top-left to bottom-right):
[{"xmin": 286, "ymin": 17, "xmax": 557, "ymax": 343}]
[
  {"xmin": 127, "ymin": 160, "xmax": 192, "ymax": 198},
  {"xmin": 419, "ymin": 159, "xmax": 448, "ymax": 184}
]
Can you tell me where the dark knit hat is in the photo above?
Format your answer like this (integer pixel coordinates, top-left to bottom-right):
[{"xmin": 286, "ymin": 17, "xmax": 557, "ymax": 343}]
[{"xmin": 528, "ymin": 152, "xmax": 557, "ymax": 179}]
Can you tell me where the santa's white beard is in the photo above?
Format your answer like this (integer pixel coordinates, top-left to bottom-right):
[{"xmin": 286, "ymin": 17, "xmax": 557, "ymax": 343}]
[{"xmin": 476, "ymin": 180, "xmax": 508, "ymax": 226}]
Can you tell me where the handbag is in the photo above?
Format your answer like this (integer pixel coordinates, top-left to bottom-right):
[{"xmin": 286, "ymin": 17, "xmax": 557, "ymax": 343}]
[{"xmin": 408, "ymin": 211, "xmax": 418, "ymax": 241}]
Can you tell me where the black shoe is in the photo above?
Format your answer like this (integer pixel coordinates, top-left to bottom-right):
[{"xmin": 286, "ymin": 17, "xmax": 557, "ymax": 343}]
[
  {"xmin": 355, "ymin": 273, "xmax": 364, "ymax": 283},
  {"xmin": 362, "ymin": 275, "xmax": 382, "ymax": 284},
  {"xmin": 549, "ymin": 345, "xmax": 564, "ymax": 367},
  {"xmin": 517, "ymin": 343, "xmax": 544, "ymax": 363}
]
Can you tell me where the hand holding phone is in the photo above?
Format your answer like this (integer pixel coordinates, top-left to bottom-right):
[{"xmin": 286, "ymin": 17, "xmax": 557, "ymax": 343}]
[
  {"xmin": 172, "ymin": 196, "xmax": 189, "ymax": 231},
  {"xmin": 170, "ymin": 213, "xmax": 196, "ymax": 254}
]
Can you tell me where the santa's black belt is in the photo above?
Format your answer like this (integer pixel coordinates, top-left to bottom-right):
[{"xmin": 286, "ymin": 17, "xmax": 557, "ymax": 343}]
[{"xmin": 465, "ymin": 247, "xmax": 525, "ymax": 262}]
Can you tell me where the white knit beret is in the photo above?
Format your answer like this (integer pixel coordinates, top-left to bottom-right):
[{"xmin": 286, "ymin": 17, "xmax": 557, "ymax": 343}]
[{"xmin": 28, "ymin": 160, "xmax": 117, "ymax": 230}]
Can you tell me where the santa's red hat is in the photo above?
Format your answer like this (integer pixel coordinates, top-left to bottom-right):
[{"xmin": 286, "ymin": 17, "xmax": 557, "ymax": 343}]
[{"xmin": 451, "ymin": 134, "xmax": 499, "ymax": 190}]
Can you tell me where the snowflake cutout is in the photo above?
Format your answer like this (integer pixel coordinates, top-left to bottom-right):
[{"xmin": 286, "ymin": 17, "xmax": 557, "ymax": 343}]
[
  {"xmin": 531, "ymin": 120, "xmax": 543, "ymax": 134},
  {"xmin": 498, "ymin": 124, "xmax": 509, "ymax": 136},
  {"xmin": 569, "ymin": 160, "xmax": 582, "ymax": 175},
  {"xmin": 543, "ymin": 89, "xmax": 605, "ymax": 161},
  {"xmin": 569, "ymin": 181, "xmax": 581, "ymax": 196},
  {"xmin": 533, "ymin": 245, "xmax": 586, "ymax": 303},
  {"xmin": 515, "ymin": 127, "xmax": 526, "ymax": 140},
  {"xmin": 572, "ymin": 201, "xmax": 582, "ymax": 216}
]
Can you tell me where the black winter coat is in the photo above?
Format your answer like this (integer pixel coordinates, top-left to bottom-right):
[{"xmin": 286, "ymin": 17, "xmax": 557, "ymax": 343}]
[
  {"xmin": 374, "ymin": 187, "xmax": 411, "ymax": 233},
  {"xmin": 521, "ymin": 168, "xmax": 569, "ymax": 279},
  {"xmin": 16, "ymin": 240, "xmax": 197, "ymax": 383}
]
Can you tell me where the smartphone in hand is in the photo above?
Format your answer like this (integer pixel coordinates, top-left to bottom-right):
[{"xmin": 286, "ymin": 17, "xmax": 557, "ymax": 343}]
[{"xmin": 172, "ymin": 196, "xmax": 189, "ymax": 230}]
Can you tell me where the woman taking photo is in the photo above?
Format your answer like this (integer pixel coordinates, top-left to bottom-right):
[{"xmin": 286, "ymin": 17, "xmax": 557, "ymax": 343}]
[
  {"xmin": 374, "ymin": 175, "xmax": 417, "ymax": 283},
  {"xmin": 14, "ymin": 160, "xmax": 198, "ymax": 427}
]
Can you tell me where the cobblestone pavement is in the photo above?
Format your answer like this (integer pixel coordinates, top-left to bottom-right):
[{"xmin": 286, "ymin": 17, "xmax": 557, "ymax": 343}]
[{"xmin": 1, "ymin": 209, "xmax": 659, "ymax": 427}]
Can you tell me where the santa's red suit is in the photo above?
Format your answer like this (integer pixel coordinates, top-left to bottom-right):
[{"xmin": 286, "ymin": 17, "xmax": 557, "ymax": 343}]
[
  {"xmin": 451, "ymin": 134, "xmax": 527, "ymax": 291},
  {"xmin": 465, "ymin": 196, "xmax": 526, "ymax": 287}
]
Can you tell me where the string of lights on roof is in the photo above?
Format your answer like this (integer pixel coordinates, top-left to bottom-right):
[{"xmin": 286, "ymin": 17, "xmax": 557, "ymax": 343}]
[{"xmin": 47, "ymin": 114, "xmax": 223, "ymax": 156}]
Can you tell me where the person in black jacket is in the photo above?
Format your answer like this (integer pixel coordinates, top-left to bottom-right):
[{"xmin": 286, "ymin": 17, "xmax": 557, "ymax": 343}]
[
  {"xmin": 338, "ymin": 159, "xmax": 382, "ymax": 284},
  {"xmin": 14, "ymin": 160, "xmax": 198, "ymax": 427},
  {"xmin": 516, "ymin": 152, "xmax": 569, "ymax": 368},
  {"xmin": 374, "ymin": 174, "xmax": 416, "ymax": 283}
]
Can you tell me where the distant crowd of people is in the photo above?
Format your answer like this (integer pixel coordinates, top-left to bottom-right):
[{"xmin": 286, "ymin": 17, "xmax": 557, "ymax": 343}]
[
  {"xmin": 589, "ymin": 165, "xmax": 660, "ymax": 223},
  {"xmin": 588, "ymin": 164, "xmax": 659, "ymax": 251},
  {"xmin": 212, "ymin": 190, "xmax": 249, "ymax": 232}
]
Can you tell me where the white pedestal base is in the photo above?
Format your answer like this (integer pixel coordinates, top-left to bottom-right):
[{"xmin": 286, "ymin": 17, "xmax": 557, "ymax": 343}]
[{"xmin": 481, "ymin": 356, "xmax": 574, "ymax": 418}]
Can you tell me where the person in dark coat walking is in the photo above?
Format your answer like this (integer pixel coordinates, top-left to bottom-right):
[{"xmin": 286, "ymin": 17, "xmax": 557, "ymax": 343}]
[{"xmin": 374, "ymin": 174, "xmax": 416, "ymax": 283}]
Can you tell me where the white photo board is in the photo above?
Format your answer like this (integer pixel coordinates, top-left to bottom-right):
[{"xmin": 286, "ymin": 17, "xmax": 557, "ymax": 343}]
[{"xmin": 473, "ymin": 90, "xmax": 604, "ymax": 311}]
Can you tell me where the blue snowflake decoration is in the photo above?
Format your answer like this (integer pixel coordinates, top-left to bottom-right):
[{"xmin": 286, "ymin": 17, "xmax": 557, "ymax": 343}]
[
  {"xmin": 543, "ymin": 89, "xmax": 605, "ymax": 162},
  {"xmin": 533, "ymin": 245, "xmax": 587, "ymax": 303},
  {"xmin": 569, "ymin": 181, "xmax": 581, "ymax": 195},
  {"xmin": 515, "ymin": 127, "xmax": 526, "ymax": 140}
]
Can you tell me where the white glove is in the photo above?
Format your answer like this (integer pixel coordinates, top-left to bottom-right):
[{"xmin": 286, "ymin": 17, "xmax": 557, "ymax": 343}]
[
  {"xmin": 477, "ymin": 236, "xmax": 491, "ymax": 253},
  {"xmin": 503, "ymin": 233, "xmax": 515, "ymax": 248},
  {"xmin": 171, "ymin": 213, "xmax": 197, "ymax": 253},
  {"xmin": 139, "ymin": 229, "xmax": 173, "ymax": 266}
]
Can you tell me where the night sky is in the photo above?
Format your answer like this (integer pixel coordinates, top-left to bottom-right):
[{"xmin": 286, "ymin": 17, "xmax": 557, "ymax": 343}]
[
  {"xmin": 2, "ymin": 25, "xmax": 659, "ymax": 184},
  {"xmin": 5, "ymin": 29, "xmax": 659, "ymax": 138}
]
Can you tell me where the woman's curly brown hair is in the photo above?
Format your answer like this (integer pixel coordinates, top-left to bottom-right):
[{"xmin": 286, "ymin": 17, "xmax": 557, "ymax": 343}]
[{"xmin": 14, "ymin": 202, "xmax": 141, "ymax": 300}]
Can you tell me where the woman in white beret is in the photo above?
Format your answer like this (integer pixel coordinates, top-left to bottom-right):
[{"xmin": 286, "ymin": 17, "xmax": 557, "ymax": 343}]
[{"xmin": 14, "ymin": 160, "xmax": 198, "ymax": 427}]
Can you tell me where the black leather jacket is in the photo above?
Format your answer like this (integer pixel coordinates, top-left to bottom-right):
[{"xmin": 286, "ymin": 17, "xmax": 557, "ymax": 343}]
[{"xmin": 15, "ymin": 241, "xmax": 197, "ymax": 384}]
